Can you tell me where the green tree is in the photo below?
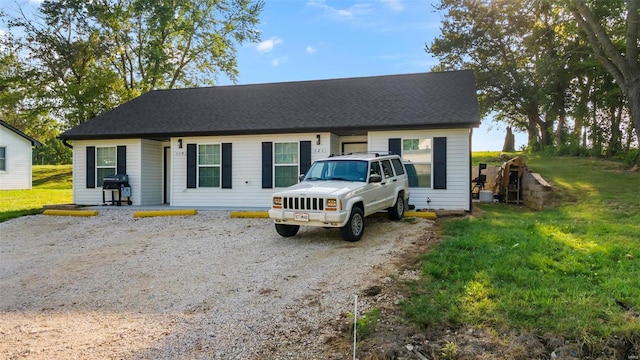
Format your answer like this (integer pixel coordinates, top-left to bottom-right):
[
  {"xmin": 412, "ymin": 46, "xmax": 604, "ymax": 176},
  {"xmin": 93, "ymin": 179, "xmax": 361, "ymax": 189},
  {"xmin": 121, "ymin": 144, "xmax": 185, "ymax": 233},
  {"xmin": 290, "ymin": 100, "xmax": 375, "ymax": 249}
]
[
  {"xmin": 428, "ymin": 0, "xmax": 582, "ymax": 150},
  {"xmin": 1, "ymin": 46, "xmax": 70, "ymax": 164},
  {"xmin": 567, "ymin": 0, "xmax": 640, "ymax": 159},
  {"xmin": 8, "ymin": 2, "xmax": 124, "ymax": 127},
  {"xmin": 2, "ymin": 0, "xmax": 264, "ymax": 130},
  {"xmin": 89, "ymin": 0, "xmax": 264, "ymax": 95},
  {"xmin": 33, "ymin": 137, "xmax": 72, "ymax": 165},
  {"xmin": 430, "ymin": 0, "xmax": 637, "ymax": 157}
]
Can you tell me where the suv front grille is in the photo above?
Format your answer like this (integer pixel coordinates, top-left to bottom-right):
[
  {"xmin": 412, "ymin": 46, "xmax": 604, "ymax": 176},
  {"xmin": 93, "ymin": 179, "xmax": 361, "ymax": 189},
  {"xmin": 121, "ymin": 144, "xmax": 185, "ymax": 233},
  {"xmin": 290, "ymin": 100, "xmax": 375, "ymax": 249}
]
[{"xmin": 283, "ymin": 196, "xmax": 324, "ymax": 211}]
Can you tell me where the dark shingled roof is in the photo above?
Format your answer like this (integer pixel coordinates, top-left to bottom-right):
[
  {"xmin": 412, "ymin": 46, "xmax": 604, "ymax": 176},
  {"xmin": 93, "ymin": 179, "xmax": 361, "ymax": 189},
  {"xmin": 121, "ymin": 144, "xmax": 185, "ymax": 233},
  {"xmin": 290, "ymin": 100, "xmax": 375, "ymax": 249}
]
[{"xmin": 59, "ymin": 70, "xmax": 480, "ymax": 140}]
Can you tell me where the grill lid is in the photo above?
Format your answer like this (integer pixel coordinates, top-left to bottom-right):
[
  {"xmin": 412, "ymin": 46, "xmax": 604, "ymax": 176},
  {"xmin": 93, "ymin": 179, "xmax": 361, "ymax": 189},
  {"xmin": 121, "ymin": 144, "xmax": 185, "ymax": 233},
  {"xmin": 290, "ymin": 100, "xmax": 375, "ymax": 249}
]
[{"xmin": 103, "ymin": 174, "xmax": 129, "ymax": 183}]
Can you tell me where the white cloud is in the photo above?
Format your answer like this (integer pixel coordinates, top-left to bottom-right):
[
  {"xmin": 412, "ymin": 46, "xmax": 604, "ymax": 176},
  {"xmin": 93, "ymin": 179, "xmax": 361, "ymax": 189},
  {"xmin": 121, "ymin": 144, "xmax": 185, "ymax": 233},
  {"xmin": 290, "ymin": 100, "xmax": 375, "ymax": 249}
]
[
  {"xmin": 271, "ymin": 56, "xmax": 287, "ymax": 66},
  {"xmin": 256, "ymin": 37, "xmax": 283, "ymax": 53},
  {"xmin": 307, "ymin": 1, "xmax": 372, "ymax": 19},
  {"xmin": 380, "ymin": 0, "xmax": 404, "ymax": 12},
  {"xmin": 306, "ymin": 46, "xmax": 318, "ymax": 54}
]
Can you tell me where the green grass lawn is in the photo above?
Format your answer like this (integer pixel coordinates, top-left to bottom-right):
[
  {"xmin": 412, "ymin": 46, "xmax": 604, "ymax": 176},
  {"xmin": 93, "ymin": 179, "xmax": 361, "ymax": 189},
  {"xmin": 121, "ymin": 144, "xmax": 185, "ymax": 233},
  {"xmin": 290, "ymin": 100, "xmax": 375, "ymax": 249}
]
[
  {"xmin": 3, "ymin": 157, "xmax": 640, "ymax": 351},
  {"xmin": 0, "ymin": 165, "xmax": 72, "ymax": 222},
  {"xmin": 404, "ymin": 153, "xmax": 640, "ymax": 351}
]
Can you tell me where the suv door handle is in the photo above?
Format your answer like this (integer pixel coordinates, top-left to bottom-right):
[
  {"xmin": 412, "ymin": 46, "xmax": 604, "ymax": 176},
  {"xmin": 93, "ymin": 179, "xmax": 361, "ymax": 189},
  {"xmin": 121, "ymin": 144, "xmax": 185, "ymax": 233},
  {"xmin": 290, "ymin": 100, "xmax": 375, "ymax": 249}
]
[{"xmin": 392, "ymin": 179, "xmax": 397, "ymax": 182}]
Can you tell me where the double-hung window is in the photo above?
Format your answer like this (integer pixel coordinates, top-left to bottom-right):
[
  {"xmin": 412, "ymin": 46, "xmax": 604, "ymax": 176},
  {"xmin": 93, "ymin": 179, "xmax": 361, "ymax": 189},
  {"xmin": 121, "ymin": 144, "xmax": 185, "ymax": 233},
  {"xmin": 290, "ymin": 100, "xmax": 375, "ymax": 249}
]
[
  {"xmin": 403, "ymin": 138, "xmax": 432, "ymax": 188},
  {"xmin": 274, "ymin": 142, "xmax": 298, "ymax": 187},
  {"xmin": 0, "ymin": 147, "xmax": 6, "ymax": 171},
  {"xmin": 96, "ymin": 147, "xmax": 116, "ymax": 186},
  {"xmin": 198, "ymin": 144, "xmax": 221, "ymax": 187}
]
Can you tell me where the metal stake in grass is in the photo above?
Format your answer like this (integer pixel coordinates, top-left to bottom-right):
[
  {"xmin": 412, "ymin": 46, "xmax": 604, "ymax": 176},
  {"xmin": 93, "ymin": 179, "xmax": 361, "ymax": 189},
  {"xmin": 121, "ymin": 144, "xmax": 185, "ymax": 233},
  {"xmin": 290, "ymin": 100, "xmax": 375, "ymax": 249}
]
[{"xmin": 353, "ymin": 294, "xmax": 358, "ymax": 360}]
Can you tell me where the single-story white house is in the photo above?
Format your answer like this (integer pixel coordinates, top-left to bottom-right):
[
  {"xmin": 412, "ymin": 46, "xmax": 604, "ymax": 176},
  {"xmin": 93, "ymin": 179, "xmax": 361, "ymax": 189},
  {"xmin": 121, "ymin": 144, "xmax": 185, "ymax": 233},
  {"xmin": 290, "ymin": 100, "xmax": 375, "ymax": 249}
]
[
  {"xmin": 0, "ymin": 120, "xmax": 42, "ymax": 190},
  {"xmin": 59, "ymin": 70, "xmax": 481, "ymax": 211}
]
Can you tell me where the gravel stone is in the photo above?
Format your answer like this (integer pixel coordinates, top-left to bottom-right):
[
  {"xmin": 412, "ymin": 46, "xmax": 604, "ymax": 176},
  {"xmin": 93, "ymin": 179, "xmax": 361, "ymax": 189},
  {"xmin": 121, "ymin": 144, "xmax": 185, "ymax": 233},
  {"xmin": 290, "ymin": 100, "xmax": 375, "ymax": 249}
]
[{"xmin": 0, "ymin": 210, "xmax": 434, "ymax": 359}]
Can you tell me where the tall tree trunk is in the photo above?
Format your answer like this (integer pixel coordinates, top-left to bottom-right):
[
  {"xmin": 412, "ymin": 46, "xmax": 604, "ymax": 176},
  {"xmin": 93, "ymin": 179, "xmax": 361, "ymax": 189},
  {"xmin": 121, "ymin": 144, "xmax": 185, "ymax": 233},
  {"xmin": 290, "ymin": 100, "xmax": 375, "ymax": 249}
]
[
  {"xmin": 606, "ymin": 103, "xmax": 622, "ymax": 158},
  {"xmin": 624, "ymin": 82, "xmax": 640, "ymax": 153},
  {"xmin": 555, "ymin": 111, "xmax": 566, "ymax": 147},
  {"xmin": 552, "ymin": 79, "xmax": 568, "ymax": 147},
  {"xmin": 570, "ymin": 0, "xmax": 640, "ymax": 162},
  {"xmin": 502, "ymin": 127, "xmax": 515, "ymax": 152},
  {"xmin": 526, "ymin": 123, "xmax": 540, "ymax": 150},
  {"xmin": 574, "ymin": 76, "xmax": 592, "ymax": 147}
]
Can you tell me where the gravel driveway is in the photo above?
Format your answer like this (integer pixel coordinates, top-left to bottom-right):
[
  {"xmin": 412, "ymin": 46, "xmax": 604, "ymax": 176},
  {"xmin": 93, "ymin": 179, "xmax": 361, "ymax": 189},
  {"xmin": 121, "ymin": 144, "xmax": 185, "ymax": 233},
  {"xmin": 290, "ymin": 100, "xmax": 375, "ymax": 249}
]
[{"xmin": 0, "ymin": 210, "xmax": 434, "ymax": 359}]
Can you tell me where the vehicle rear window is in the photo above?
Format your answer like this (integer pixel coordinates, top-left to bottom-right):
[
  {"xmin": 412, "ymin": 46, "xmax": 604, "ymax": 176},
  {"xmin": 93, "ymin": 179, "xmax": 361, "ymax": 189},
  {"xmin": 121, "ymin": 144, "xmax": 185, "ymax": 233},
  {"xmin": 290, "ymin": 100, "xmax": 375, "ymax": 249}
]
[
  {"xmin": 381, "ymin": 160, "xmax": 394, "ymax": 178},
  {"xmin": 391, "ymin": 158, "xmax": 405, "ymax": 175}
]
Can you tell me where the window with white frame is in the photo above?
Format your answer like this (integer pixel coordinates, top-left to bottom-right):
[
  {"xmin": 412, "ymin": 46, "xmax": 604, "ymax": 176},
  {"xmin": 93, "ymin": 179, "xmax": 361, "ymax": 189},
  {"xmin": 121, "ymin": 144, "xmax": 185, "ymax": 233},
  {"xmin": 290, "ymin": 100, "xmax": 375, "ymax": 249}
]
[
  {"xmin": 403, "ymin": 138, "xmax": 432, "ymax": 188},
  {"xmin": 96, "ymin": 147, "xmax": 116, "ymax": 186},
  {"xmin": 274, "ymin": 142, "xmax": 298, "ymax": 187},
  {"xmin": 0, "ymin": 147, "xmax": 6, "ymax": 171},
  {"xmin": 198, "ymin": 144, "xmax": 221, "ymax": 187}
]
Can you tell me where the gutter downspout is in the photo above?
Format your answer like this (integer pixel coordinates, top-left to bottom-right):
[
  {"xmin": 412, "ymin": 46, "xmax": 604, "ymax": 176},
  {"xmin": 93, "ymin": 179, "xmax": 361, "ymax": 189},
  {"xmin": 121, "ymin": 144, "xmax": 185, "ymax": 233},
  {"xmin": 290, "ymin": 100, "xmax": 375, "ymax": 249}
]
[{"xmin": 61, "ymin": 138, "xmax": 73, "ymax": 149}]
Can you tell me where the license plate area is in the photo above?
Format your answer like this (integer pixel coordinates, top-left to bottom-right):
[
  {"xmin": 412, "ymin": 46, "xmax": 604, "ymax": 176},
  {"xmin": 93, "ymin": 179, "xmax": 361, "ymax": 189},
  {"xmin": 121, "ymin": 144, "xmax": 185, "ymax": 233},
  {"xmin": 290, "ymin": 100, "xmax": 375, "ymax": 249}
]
[{"xmin": 294, "ymin": 213, "xmax": 309, "ymax": 221}]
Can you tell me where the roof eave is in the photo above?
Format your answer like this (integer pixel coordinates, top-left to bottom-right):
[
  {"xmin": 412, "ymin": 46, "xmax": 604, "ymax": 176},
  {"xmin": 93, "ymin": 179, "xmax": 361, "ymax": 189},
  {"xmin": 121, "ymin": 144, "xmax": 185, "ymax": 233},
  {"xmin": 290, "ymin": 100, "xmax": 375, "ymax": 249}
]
[
  {"xmin": 58, "ymin": 121, "xmax": 480, "ymax": 141},
  {"xmin": 0, "ymin": 120, "xmax": 42, "ymax": 147}
]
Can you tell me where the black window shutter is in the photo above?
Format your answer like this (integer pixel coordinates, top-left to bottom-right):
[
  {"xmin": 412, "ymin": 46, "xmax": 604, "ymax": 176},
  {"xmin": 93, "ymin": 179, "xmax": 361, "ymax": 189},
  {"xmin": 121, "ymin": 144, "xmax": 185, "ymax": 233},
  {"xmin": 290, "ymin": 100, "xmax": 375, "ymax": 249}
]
[
  {"xmin": 86, "ymin": 146, "xmax": 95, "ymax": 188},
  {"xmin": 187, "ymin": 144, "xmax": 197, "ymax": 189},
  {"xmin": 222, "ymin": 143, "xmax": 232, "ymax": 189},
  {"xmin": 300, "ymin": 141, "xmax": 312, "ymax": 175},
  {"xmin": 262, "ymin": 142, "xmax": 273, "ymax": 189},
  {"xmin": 433, "ymin": 137, "xmax": 447, "ymax": 189},
  {"xmin": 388, "ymin": 138, "xmax": 402, "ymax": 156},
  {"xmin": 117, "ymin": 145, "xmax": 126, "ymax": 174}
]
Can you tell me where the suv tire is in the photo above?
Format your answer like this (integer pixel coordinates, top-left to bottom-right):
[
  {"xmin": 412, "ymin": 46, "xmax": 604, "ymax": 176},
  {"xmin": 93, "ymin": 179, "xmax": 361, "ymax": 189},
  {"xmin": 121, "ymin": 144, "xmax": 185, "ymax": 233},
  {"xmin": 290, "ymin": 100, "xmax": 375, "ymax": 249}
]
[
  {"xmin": 275, "ymin": 224, "xmax": 300, "ymax": 237},
  {"xmin": 388, "ymin": 194, "xmax": 405, "ymax": 220},
  {"xmin": 341, "ymin": 207, "xmax": 365, "ymax": 242}
]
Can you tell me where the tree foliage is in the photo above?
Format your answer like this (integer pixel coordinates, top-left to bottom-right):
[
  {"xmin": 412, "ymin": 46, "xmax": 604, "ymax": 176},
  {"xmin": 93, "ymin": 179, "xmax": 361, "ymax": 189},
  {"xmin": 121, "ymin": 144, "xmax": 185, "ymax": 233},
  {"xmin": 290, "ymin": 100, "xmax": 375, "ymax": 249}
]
[
  {"xmin": 568, "ymin": 0, "xmax": 640, "ymax": 158},
  {"xmin": 429, "ymin": 0, "xmax": 638, "ymax": 159},
  {"xmin": 0, "ymin": 0, "xmax": 264, "ymax": 164},
  {"xmin": 0, "ymin": 36, "xmax": 69, "ymax": 163}
]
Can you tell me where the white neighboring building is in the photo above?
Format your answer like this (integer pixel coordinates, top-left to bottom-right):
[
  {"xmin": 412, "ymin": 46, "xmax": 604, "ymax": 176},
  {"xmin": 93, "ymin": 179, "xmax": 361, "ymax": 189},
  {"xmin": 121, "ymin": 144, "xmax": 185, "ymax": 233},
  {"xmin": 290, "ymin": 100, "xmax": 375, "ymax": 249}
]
[
  {"xmin": 59, "ymin": 70, "xmax": 481, "ymax": 211},
  {"xmin": 0, "ymin": 120, "xmax": 42, "ymax": 190}
]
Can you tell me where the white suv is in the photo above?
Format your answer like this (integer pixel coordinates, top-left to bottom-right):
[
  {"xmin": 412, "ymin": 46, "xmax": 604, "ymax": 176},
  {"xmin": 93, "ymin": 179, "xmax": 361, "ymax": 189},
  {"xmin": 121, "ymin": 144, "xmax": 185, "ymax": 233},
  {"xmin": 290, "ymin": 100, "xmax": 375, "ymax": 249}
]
[{"xmin": 268, "ymin": 153, "xmax": 410, "ymax": 241}]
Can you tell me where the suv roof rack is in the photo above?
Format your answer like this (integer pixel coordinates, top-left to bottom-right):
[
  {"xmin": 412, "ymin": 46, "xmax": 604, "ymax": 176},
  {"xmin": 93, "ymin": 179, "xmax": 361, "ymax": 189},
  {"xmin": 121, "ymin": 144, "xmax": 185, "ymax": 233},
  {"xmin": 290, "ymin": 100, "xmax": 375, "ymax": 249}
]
[{"xmin": 329, "ymin": 151, "xmax": 394, "ymax": 157}]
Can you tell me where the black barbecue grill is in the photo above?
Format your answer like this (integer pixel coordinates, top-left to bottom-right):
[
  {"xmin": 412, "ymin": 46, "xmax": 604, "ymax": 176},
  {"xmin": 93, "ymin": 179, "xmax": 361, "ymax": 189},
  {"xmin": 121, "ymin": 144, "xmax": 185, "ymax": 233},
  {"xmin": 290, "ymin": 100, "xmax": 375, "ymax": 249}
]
[{"xmin": 102, "ymin": 174, "xmax": 132, "ymax": 206}]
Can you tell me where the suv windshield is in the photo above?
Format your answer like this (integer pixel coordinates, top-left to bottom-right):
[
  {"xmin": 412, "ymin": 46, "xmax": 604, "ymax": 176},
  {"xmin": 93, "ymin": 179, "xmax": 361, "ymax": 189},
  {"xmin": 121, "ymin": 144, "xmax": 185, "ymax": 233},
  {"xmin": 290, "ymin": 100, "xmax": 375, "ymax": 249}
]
[{"xmin": 303, "ymin": 160, "xmax": 369, "ymax": 182}]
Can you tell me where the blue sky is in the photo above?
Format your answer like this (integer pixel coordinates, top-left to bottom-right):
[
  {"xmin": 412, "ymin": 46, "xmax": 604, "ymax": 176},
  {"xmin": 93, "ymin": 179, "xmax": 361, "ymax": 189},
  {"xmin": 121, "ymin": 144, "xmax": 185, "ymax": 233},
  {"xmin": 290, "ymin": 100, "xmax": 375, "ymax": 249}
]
[
  {"xmin": 0, "ymin": 0, "xmax": 526, "ymax": 151},
  {"xmin": 215, "ymin": 0, "xmax": 527, "ymax": 151}
]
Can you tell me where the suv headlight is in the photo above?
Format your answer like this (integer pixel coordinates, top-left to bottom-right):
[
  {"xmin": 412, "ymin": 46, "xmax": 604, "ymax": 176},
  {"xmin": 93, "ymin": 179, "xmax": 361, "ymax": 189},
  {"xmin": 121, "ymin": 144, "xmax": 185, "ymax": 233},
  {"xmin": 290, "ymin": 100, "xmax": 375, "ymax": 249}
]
[
  {"xmin": 273, "ymin": 197, "xmax": 282, "ymax": 206},
  {"xmin": 326, "ymin": 198, "xmax": 337, "ymax": 208}
]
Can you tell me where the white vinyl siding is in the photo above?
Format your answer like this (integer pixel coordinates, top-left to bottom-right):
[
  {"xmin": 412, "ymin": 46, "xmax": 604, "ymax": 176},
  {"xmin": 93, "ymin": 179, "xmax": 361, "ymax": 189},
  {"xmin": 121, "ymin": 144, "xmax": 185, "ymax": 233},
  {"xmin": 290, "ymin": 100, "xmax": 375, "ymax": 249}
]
[
  {"xmin": 369, "ymin": 128, "xmax": 471, "ymax": 211},
  {"xmin": 170, "ymin": 133, "xmax": 330, "ymax": 208},
  {"xmin": 69, "ymin": 128, "xmax": 471, "ymax": 212},
  {"xmin": 0, "ymin": 127, "xmax": 33, "ymax": 190},
  {"xmin": 73, "ymin": 139, "xmax": 164, "ymax": 206}
]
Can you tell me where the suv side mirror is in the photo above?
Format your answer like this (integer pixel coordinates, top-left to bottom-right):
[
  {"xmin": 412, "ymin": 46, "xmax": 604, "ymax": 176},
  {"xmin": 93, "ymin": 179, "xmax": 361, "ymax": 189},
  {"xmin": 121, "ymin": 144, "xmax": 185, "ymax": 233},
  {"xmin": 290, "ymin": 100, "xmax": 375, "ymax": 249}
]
[
  {"xmin": 369, "ymin": 174, "xmax": 382, "ymax": 183},
  {"xmin": 299, "ymin": 174, "xmax": 306, "ymax": 182}
]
